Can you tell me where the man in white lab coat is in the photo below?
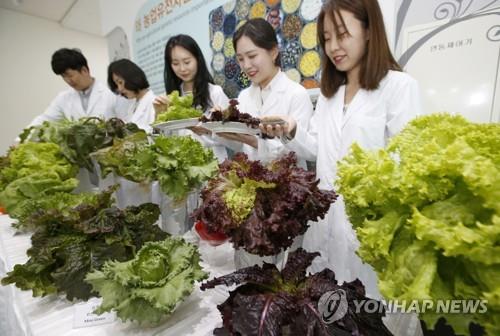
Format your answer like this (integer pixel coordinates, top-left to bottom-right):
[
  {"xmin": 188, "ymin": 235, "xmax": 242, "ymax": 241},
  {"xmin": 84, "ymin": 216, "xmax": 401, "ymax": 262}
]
[{"xmin": 29, "ymin": 48, "xmax": 120, "ymax": 126}]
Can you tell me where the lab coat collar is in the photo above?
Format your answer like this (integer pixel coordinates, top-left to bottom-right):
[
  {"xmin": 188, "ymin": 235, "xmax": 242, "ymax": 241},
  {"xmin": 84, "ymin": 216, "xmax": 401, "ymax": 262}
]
[
  {"xmin": 86, "ymin": 81, "xmax": 105, "ymax": 115},
  {"xmin": 340, "ymin": 85, "xmax": 368, "ymax": 129},
  {"xmin": 249, "ymin": 70, "xmax": 287, "ymax": 113},
  {"xmin": 250, "ymin": 70, "xmax": 287, "ymax": 93}
]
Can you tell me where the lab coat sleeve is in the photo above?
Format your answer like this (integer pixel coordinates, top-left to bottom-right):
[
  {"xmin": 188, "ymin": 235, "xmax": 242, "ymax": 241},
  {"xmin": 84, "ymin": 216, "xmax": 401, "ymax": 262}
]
[
  {"xmin": 257, "ymin": 88, "xmax": 314, "ymax": 162},
  {"xmin": 210, "ymin": 85, "xmax": 230, "ymax": 109},
  {"xmin": 386, "ymin": 75, "xmax": 424, "ymax": 137},
  {"xmin": 284, "ymin": 99, "xmax": 319, "ymax": 162},
  {"xmin": 201, "ymin": 85, "xmax": 231, "ymax": 152},
  {"xmin": 28, "ymin": 92, "xmax": 66, "ymax": 127}
]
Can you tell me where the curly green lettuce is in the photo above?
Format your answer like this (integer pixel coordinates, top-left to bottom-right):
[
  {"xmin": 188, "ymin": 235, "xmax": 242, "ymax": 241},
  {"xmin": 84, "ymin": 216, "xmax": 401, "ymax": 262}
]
[
  {"xmin": 93, "ymin": 134, "xmax": 218, "ymax": 202},
  {"xmin": 337, "ymin": 113, "xmax": 500, "ymax": 335},
  {"xmin": 85, "ymin": 237, "xmax": 207, "ymax": 324},
  {"xmin": 151, "ymin": 135, "xmax": 218, "ymax": 202},
  {"xmin": 0, "ymin": 142, "xmax": 78, "ymax": 214},
  {"xmin": 92, "ymin": 131, "xmax": 155, "ymax": 182},
  {"xmin": 154, "ymin": 91, "xmax": 202, "ymax": 124}
]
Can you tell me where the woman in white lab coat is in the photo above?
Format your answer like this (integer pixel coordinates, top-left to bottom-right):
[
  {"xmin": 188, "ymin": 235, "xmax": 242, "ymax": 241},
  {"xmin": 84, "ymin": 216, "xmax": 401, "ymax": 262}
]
[
  {"xmin": 218, "ymin": 18, "xmax": 313, "ymax": 168},
  {"xmin": 108, "ymin": 59, "xmax": 155, "ymax": 133},
  {"xmin": 153, "ymin": 34, "xmax": 229, "ymax": 163},
  {"xmin": 152, "ymin": 35, "xmax": 230, "ymax": 235},
  {"xmin": 218, "ymin": 18, "xmax": 313, "ymax": 269},
  {"xmin": 261, "ymin": 0, "xmax": 424, "ymax": 299},
  {"xmin": 107, "ymin": 59, "xmax": 156, "ymax": 208}
]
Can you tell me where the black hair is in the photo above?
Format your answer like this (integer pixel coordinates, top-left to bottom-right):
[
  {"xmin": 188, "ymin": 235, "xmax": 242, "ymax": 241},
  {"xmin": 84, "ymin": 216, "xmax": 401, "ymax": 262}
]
[
  {"xmin": 164, "ymin": 34, "xmax": 214, "ymax": 111},
  {"xmin": 107, "ymin": 59, "xmax": 149, "ymax": 94},
  {"xmin": 233, "ymin": 18, "xmax": 281, "ymax": 67},
  {"xmin": 51, "ymin": 48, "xmax": 89, "ymax": 75}
]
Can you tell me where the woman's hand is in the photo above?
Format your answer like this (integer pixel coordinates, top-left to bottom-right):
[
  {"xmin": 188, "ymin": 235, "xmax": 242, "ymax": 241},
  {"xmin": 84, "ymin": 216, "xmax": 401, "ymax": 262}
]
[
  {"xmin": 153, "ymin": 94, "xmax": 170, "ymax": 116},
  {"xmin": 259, "ymin": 116, "xmax": 297, "ymax": 139},
  {"xmin": 218, "ymin": 132, "xmax": 258, "ymax": 148}
]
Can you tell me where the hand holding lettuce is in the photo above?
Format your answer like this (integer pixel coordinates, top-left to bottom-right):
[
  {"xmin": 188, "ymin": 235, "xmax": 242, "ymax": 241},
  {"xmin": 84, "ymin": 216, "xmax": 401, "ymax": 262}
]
[
  {"xmin": 154, "ymin": 91, "xmax": 202, "ymax": 123},
  {"xmin": 337, "ymin": 114, "xmax": 500, "ymax": 335}
]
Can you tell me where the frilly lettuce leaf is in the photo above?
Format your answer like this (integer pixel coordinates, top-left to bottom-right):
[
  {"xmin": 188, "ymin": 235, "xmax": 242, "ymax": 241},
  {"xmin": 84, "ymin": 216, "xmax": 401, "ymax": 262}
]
[
  {"xmin": 92, "ymin": 131, "xmax": 154, "ymax": 182},
  {"xmin": 154, "ymin": 91, "xmax": 202, "ymax": 123},
  {"xmin": 152, "ymin": 135, "xmax": 218, "ymax": 202},
  {"xmin": 0, "ymin": 142, "xmax": 78, "ymax": 214},
  {"xmin": 337, "ymin": 113, "xmax": 500, "ymax": 335},
  {"xmin": 85, "ymin": 237, "xmax": 207, "ymax": 324}
]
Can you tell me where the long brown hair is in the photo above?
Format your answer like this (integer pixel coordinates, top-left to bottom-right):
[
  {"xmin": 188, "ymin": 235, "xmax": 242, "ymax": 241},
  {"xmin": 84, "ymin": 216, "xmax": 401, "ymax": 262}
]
[{"xmin": 317, "ymin": 0, "xmax": 401, "ymax": 98}]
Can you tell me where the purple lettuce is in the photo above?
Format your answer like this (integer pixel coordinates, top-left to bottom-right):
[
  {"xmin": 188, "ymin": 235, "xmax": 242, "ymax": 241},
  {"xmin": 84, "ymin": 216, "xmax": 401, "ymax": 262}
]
[
  {"xmin": 193, "ymin": 152, "xmax": 337, "ymax": 256},
  {"xmin": 201, "ymin": 249, "xmax": 393, "ymax": 336}
]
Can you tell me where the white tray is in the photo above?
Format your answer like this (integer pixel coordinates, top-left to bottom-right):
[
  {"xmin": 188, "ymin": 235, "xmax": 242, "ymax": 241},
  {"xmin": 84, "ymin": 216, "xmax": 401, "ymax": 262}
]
[
  {"xmin": 153, "ymin": 118, "xmax": 200, "ymax": 132},
  {"xmin": 201, "ymin": 121, "xmax": 260, "ymax": 135}
]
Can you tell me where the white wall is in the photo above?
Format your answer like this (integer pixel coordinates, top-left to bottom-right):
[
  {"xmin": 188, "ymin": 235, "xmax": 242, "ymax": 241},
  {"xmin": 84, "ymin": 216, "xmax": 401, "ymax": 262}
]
[
  {"xmin": 0, "ymin": 8, "xmax": 109, "ymax": 155},
  {"xmin": 99, "ymin": 0, "xmax": 145, "ymax": 42},
  {"xmin": 378, "ymin": 0, "xmax": 397, "ymax": 51}
]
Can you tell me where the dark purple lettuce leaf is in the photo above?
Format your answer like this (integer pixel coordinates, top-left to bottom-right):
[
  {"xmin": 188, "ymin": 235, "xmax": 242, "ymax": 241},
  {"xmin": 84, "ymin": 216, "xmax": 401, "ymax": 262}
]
[
  {"xmin": 201, "ymin": 263, "xmax": 281, "ymax": 291},
  {"xmin": 281, "ymin": 249, "xmax": 320, "ymax": 284},
  {"xmin": 231, "ymin": 291, "xmax": 295, "ymax": 336},
  {"xmin": 193, "ymin": 153, "xmax": 337, "ymax": 256},
  {"xmin": 202, "ymin": 249, "xmax": 393, "ymax": 336},
  {"xmin": 200, "ymin": 99, "xmax": 261, "ymax": 128}
]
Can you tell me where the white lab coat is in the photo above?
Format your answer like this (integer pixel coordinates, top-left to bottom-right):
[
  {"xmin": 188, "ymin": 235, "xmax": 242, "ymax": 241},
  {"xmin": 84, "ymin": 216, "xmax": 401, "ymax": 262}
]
[
  {"xmin": 222, "ymin": 71, "xmax": 313, "ymax": 269},
  {"xmin": 116, "ymin": 89, "xmax": 156, "ymax": 132},
  {"xmin": 29, "ymin": 80, "xmax": 121, "ymax": 127},
  {"xmin": 197, "ymin": 83, "xmax": 230, "ymax": 163},
  {"xmin": 286, "ymin": 70, "xmax": 424, "ymax": 298},
  {"xmin": 222, "ymin": 70, "xmax": 313, "ymax": 167}
]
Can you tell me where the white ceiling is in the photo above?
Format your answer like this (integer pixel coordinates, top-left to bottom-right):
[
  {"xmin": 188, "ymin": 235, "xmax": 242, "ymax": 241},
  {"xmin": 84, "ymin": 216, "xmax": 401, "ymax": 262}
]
[{"xmin": 0, "ymin": 0, "xmax": 103, "ymax": 36}]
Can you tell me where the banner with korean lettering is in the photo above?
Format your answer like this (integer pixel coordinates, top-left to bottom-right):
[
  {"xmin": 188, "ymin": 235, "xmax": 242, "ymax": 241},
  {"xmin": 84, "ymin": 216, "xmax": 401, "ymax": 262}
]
[{"xmin": 133, "ymin": 0, "xmax": 229, "ymax": 94}]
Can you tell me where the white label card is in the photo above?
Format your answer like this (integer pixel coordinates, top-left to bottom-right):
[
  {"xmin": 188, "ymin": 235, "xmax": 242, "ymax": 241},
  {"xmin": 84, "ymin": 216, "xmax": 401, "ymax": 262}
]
[{"xmin": 73, "ymin": 297, "xmax": 116, "ymax": 328}]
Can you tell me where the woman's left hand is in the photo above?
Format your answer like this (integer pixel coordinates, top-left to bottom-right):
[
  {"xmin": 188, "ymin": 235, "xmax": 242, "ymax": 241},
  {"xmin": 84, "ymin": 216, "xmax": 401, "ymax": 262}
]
[{"xmin": 218, "ymin": 132, "xmax": 258, "ymax": 148}]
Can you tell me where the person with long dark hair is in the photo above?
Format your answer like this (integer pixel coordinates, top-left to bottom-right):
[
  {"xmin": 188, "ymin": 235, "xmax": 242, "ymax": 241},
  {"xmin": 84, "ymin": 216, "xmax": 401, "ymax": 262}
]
[
  {"xmin": 153, "ymin": 34, "xmax": 229, "ymax": 162},
  {"xmin": 215, "ymin": 18, "xmax": 314, "ymax": 270},
  {"xmin": 261, "ymin": 0, "xmax": 424, "ymax": 298},
  {"xmin": 108, "ymin": 58, "xmax": 155, "ymax": 132}
]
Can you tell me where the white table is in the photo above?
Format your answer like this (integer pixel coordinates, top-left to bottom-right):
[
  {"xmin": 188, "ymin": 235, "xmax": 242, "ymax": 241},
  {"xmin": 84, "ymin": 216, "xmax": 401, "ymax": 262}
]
[
  {"xmin": 0, "ymin": 215, "xmax": 235, "ymax": 336},
  {"xmin": 0, "ymin": 214, "xmax": 424, "ymax": 336}
]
